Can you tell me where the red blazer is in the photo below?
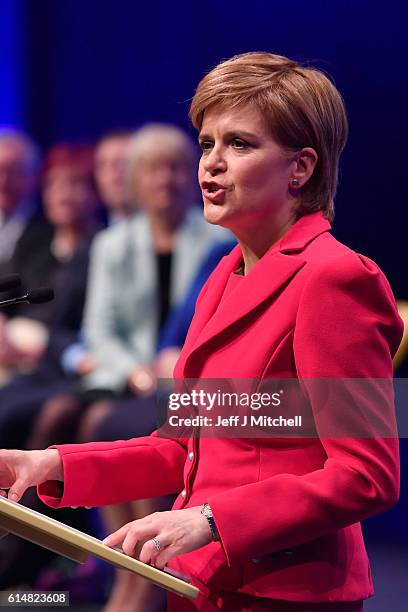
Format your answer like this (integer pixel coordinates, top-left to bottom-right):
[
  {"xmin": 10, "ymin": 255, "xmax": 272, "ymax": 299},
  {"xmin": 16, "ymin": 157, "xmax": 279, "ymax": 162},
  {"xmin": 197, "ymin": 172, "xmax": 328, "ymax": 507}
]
[{"xmin": 39, "ymin": 212, "xmax": 403, "ymax": 604}]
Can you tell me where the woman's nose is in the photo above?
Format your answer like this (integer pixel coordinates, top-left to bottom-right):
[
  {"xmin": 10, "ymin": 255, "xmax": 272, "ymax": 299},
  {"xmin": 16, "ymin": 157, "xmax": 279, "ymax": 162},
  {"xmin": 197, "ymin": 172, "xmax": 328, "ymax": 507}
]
[{"xmin": 202, "ymin": 147, "xmax": 227, "ymax": 175}]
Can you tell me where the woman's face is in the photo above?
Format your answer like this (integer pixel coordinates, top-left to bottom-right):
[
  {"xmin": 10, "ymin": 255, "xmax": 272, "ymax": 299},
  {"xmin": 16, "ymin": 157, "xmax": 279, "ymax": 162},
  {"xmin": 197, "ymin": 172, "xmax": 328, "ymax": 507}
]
[
  {"xmin": 198, "ymin": 104, "xmax": 296, "ymax": 235},
  {"xmin": 133, "ymin": 147, "xmax": 193, "ymax": 217},
  {"xmin": 94, "ymin": 136, "xmax": 130, "ymax": 212},
  {"xmin": 42, "ymin": 167, "xmax": 96, "ymax": 227}
]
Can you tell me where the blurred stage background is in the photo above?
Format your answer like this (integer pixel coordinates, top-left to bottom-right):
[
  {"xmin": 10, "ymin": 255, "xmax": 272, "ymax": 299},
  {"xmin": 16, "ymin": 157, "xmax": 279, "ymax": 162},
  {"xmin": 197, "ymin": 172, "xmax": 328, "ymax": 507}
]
[{"xmin": 0, "ymin": 0, "xmax": 407, "ymax": 609}]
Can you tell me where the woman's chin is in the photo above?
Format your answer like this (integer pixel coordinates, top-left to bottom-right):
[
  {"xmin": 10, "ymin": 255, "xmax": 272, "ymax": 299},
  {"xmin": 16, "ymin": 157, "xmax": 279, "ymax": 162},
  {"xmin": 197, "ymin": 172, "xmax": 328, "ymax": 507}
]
[{"xmin": 203, "ymin": 202, "xmax": 230, "ymax": 227}]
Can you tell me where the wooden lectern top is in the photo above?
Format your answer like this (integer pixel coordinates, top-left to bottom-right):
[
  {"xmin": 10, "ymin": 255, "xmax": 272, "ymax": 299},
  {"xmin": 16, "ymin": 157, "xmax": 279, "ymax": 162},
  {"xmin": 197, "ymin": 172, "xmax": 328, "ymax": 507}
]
[{"xmin": 0, "ymin": 495, "xmax": 199, "ymax": 600}]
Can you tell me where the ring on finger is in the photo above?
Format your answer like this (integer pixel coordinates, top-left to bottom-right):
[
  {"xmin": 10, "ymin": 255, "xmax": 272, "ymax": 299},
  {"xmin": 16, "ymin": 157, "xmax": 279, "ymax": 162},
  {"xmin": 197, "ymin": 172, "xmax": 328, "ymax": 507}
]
[{"xmin": 152, "ymin": 537, "xmax": 162, "ymax": 551}]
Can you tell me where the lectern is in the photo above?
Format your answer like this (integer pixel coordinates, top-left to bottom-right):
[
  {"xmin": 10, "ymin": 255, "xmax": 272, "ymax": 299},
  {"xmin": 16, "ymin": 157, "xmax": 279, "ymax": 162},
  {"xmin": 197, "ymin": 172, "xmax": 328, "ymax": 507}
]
[{"xmin": 0, "ymin": 496, "xmax": 199, "ymax": 599}]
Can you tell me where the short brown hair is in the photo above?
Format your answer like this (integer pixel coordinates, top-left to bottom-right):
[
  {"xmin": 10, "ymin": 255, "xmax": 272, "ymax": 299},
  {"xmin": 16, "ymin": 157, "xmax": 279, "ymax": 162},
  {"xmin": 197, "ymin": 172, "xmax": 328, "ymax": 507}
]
[{"xmin": 189, "ymin": 52, "xmax": 348, "ymax": 221}]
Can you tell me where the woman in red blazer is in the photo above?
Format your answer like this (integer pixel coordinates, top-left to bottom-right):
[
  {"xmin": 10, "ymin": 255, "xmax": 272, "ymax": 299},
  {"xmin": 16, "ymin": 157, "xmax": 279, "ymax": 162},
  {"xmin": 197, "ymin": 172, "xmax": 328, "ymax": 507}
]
[{"xmin": 0, "ymin": 52, "xmax": 403, "ymax": 611}]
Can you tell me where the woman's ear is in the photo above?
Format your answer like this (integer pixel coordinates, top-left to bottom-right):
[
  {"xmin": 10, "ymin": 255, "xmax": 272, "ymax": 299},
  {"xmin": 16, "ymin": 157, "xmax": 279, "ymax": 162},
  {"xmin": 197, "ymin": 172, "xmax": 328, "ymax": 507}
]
[{"xmin": 290, "ymin": 147, "xmax": 318, "ymax": 189}]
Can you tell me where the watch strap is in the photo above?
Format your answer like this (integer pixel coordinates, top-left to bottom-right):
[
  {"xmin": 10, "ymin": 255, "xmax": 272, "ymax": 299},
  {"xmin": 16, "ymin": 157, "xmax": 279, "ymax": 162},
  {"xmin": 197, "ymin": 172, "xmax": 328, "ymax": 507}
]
[{"xmin": 201, "ymin": 502, "xmax": 220, "ymax": 542}]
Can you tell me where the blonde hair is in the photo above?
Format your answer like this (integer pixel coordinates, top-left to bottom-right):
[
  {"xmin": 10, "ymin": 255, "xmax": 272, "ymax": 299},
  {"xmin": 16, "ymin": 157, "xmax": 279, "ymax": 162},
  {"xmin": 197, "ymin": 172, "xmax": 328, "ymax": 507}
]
[
  {"xmin": 189, "ymin": 52, "xmax": 348, "ymax": 221},
  {"xmin": 127, "ymin": 123, "xmax": 196, "ymax": 173},
  {"xmin": 126, "ymin": 123, "xmax": 197, "ymax": 207}
]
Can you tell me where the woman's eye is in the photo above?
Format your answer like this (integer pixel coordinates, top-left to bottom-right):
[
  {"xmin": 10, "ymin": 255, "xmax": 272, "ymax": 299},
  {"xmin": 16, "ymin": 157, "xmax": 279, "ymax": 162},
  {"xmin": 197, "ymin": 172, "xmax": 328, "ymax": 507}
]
[
  {"xmin": 231, "ymin": 138, "xmax": 249, "ymax": 149},
  {"xmin": 199, "ymin": 140, "xmax": 213, "ymax": 152}
]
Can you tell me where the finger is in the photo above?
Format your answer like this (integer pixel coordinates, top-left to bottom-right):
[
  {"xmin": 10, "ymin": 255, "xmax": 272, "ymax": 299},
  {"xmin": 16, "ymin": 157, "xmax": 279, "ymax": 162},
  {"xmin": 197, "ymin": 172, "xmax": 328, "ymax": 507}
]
[
  {"xmin": 154, "ymin": 543, "xmax": 184, "ymax": 570},
  {"xmin": 120, "ymin": 529, "xmax": 141, "ymax": 557},
  {"xmin": 0, "ymin": 489, "xmax": 7, "ymax": 498},
  {"xmin": 102, "ymin": 523, "xmax": 132, "ymax": 547},
  {"xmin": 104, "ymin": 523, "xmax": 153, "ymax": 557},
  {"xmin": 138, "ymin": 533, "xmax": 172, "ymax": 564},
  {"xmin": 103, "ymin": 511, "xmax": 161, "ymax": 547},
  {"xmin": 104, "ymin": 512, "xmax": 164, "ymax": 554},
  {"xmin": 121, "ymin": 523, "xmax": 158, "ymax": 557},
  {"xmin": 8, "ymin": 478, "xmax": 29, "ymax": 502}
]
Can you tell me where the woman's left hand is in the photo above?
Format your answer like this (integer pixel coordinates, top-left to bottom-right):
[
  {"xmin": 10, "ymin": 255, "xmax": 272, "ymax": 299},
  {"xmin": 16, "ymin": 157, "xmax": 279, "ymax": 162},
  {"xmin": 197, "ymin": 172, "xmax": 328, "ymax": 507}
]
[{"xmin": 103, "ymin": 506, "xmax": 213, "ymax": 569}]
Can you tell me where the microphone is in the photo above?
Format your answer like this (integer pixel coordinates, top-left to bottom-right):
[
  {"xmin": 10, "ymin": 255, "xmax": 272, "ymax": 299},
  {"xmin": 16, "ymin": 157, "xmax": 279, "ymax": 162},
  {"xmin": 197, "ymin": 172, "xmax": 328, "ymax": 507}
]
[
  {"xmin": 0, "ymin": 274, "xmax": 22, "ymax": 292},
  {"xmin": 0, "ymin": 287, "xmax": 54, "ymax": 309},
  {"xmin": 26, "ymin": 288, "xmax": 55, "ymax": 304}
]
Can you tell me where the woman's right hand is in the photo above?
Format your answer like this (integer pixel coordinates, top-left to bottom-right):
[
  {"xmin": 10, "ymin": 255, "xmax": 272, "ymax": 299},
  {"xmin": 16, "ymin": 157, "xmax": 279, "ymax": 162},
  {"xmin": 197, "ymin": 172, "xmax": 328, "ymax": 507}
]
[{"xmin": 0, "ymin": 448, "xmax": 63, "ymax": 502}]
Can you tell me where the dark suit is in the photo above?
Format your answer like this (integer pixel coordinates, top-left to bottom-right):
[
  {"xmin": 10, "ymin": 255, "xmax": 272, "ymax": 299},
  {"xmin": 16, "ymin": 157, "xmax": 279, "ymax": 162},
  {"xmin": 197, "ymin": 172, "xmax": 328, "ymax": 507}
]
[
  {"xmin": 0, "ymin": 237, "xmax": 93, "ymax": 449},
  {"xmin": 0, "ymin": 211, "xmax": 54, "ymax": 322}
]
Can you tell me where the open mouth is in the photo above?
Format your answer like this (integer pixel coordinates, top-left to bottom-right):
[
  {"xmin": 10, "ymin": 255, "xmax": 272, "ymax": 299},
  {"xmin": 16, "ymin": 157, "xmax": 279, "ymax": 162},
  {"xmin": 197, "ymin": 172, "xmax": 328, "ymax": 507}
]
[
  {"xmin": 201, "ymin": 182, "xmax": 229, "ymax": 204},
  {"xmin": 201, "ymin": 181, "xmax": 226, "ymax": 193}
]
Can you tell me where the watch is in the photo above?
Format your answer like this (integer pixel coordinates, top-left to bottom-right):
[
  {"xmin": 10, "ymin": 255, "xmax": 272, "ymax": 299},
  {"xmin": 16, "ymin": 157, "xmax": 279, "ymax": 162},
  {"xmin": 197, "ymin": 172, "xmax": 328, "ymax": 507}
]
[{"xmin": 201, "ymin": 503, "xmax": 220, "ymax": 541}]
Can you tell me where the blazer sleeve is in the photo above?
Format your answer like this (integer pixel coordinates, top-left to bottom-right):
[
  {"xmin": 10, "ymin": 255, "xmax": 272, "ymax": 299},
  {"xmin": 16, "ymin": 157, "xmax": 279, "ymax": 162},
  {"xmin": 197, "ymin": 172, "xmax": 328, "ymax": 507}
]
[
  {"xmin": 37, "ymin": 433, "xmax": 188, "ymax": 508},
  {"xmin": 206, "ymin": 252, "xmax": 404, "ymax": 566}
]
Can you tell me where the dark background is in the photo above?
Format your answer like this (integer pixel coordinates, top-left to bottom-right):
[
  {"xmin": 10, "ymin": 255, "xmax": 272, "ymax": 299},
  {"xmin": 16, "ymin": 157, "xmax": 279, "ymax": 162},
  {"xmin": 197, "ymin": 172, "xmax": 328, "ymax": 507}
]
[{"xmin": 0, "ymin": 0, "xmax": 407, "ymax": 606}]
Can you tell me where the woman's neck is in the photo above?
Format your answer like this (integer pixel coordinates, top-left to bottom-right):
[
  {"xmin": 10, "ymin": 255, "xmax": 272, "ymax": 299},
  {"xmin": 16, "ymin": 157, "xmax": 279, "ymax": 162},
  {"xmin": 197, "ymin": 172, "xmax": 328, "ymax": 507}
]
[
  {"xmin": 51, "ymin": 225, "xmax": 85, "ymax": 260},
  {"xmin": 236, "ymin": 209, "xmax": 296, "ymax": 275}
]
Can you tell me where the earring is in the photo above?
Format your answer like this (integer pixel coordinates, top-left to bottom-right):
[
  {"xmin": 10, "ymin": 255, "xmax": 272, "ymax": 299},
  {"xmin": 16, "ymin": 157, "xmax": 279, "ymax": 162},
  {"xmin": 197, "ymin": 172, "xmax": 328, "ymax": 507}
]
[{"xmin": 291, "ymin": 178, "xmax": 300, "ymax": 187}]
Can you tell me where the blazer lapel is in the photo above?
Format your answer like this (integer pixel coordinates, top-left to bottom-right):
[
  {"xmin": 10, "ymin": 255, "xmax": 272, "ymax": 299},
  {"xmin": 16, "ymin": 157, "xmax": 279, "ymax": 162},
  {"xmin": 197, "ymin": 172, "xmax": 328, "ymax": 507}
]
[
  {"xmin": 186, "ymin": 251, "xmax": 306, "ymax": 359},
  {"xmin": 179, "ymin": 246, "xmax": 242, "ymax": 357},
  {"xmin": 180, "ymin": 212, "xmax": 331, "ymax": 374}
]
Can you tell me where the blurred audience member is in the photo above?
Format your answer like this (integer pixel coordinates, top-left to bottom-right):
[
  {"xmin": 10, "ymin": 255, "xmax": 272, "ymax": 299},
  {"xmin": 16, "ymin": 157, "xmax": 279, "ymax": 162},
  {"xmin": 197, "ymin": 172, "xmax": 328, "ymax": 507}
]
[
  {"xmin": 0, "ymin": 126, "xmax": 44, "ymax": 277},
  {"xmin": 94, "ymin": 130, "xmax": 133, "ymax": 222},
  {"xmin": 0, "ymin": 141, "xmax": 102, "ymax": 588},
  {"xmin": 0, "ymin": 127, "xmax": 52, "ymax": 379},
  {"xmin": 60, "ymin": 130, "xmax": 133, "ymax": 379}
]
